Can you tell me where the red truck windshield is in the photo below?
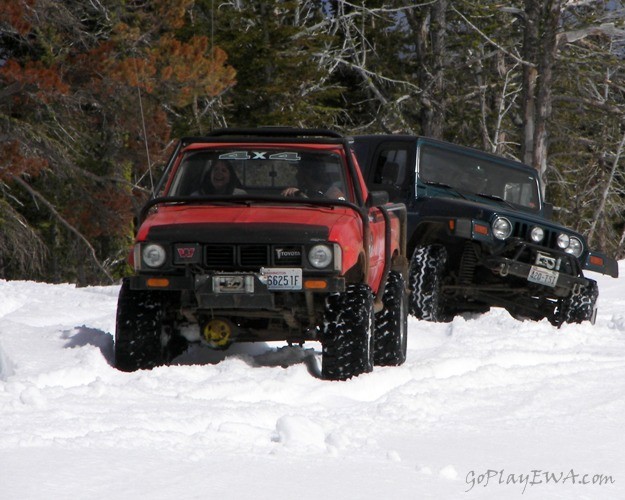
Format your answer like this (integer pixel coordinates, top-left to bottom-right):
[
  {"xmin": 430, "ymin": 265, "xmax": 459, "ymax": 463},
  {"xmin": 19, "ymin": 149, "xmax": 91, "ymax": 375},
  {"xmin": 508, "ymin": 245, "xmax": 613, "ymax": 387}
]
[{"xmin": 167, "ymin": 148, "xmax": 348, "ymax": 201}]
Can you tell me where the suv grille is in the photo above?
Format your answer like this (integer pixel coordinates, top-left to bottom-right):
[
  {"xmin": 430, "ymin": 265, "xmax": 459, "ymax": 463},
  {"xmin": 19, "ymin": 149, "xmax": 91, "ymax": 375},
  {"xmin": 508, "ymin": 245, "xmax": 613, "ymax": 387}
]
[{"xmin": 512, "ymin": 222, "xmax": 557, "ymax": 249}]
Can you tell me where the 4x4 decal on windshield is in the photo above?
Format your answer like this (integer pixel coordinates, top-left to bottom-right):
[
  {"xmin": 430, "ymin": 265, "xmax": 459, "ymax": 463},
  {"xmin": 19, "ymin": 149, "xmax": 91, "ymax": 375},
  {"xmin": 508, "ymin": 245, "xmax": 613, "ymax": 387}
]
[{"xmin": 218, "ymin": 151, "xmax": 302, "ymax": 161}]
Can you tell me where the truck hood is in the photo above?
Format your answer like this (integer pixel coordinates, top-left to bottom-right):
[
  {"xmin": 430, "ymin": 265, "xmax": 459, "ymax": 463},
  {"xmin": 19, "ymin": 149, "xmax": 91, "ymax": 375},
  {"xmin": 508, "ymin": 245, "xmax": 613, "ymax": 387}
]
[{"xmin": 136, "ymin": 204, "xmax": 359, "ymax": 243}]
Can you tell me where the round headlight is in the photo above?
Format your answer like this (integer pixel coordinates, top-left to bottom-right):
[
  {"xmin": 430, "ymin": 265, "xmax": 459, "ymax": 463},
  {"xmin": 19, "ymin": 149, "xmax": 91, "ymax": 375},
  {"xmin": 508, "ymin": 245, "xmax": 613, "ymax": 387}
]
[
  {"xmin": 492, "ymin": 217, "xmax": 512, "ymax": 240},
  {"xmin": 530, "ymin": 226, "xmax": 544, "ymax": 243},
  {"xmin": 557, "ymin": 233, "xmax": 570, "ymax": 249},
  {"xmin": 308, "ymin": 244, "xmax": 333, "ymax": 269},
  {"xmin": 565, "ymin": 236, "xmax": 583, "ymax": 257},
  {"xmin": 142, "ymin": 243, "xmax": 166, "ymax": 268}
]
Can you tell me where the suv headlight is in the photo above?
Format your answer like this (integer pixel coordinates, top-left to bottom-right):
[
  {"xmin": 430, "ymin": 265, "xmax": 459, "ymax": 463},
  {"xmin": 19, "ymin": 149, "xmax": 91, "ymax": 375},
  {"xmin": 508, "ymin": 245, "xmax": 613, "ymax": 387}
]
[
  {"xmin": 492, "ymin": 217, "xmax": 512, "ymax": 240},
  {"xmin": 565, "ymin": 236, "xmax": 583, "ymax": 257},
  {"xmin": 308, "ymin": 244, "xmax": 333, "ymax": 269},
  {"xmin": 142, "ymin": 243, "xmax": 167, "ymax": 268}
]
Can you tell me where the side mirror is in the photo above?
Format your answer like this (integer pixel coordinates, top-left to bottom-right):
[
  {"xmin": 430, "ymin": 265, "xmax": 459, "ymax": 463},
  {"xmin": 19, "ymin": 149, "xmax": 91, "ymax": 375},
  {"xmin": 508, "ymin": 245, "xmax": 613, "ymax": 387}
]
[
  {"xmin": 367, "ymin": 190, "xmax": 389, "ymax": 207},
  {"xmin": 542, "ymin": 202, "xmax": 553, "ymax": 219}
]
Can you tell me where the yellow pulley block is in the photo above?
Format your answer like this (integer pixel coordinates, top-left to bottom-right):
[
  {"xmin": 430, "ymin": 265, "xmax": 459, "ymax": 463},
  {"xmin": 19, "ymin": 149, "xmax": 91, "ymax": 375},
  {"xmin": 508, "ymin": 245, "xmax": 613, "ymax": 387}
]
[{"xmin": 202, "ymin": 318, "xmax": 232, "ymax": 349}]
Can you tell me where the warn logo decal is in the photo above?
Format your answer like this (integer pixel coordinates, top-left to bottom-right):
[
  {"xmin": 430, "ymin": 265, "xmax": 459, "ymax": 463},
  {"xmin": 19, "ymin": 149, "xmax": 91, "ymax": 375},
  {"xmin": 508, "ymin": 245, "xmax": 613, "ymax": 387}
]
[
  {"xmin": 177, "ymin": 247, "xmax": 196, "ymax": 259},
  {"xmin": 173, "ymin": 244, "xmax": 201, "ymax": 264}
]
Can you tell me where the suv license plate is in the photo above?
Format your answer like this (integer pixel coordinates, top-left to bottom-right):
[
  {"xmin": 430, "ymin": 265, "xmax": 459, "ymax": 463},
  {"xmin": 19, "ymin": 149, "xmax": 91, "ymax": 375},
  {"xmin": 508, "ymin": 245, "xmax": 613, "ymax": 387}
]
[
  {"xmin": 527, "ymin": 266, "xmax": 559, "ymax": 287},
  {"xmin": 261, "ymin": 268, "xmax": 302, "ymax": 290}
]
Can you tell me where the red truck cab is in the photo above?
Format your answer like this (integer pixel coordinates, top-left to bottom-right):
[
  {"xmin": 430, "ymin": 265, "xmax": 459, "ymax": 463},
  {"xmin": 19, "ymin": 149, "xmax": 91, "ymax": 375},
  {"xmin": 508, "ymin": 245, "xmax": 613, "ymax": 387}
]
[{"xmin": 116, "ymin": 128, "xmax": 407, "ymax": 380}]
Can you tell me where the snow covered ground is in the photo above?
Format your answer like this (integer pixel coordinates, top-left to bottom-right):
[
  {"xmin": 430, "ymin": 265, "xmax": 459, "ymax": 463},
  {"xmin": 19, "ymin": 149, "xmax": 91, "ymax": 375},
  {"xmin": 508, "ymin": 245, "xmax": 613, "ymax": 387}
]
[{"xmin": 1, "ymin": 264, "xmax": 624, "ymax": 500}]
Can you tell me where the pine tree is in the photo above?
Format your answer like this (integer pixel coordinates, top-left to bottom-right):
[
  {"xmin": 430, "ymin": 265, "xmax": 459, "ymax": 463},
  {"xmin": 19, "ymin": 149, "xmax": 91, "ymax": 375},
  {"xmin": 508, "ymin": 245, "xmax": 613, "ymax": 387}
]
[{"xmin": 0, "ymin": 0, "xmax": 236, "ymax": 283}]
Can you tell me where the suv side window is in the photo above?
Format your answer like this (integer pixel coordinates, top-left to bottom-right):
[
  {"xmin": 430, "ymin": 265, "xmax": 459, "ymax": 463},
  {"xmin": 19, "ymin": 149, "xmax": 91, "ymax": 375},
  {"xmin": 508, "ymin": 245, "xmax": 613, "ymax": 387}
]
[{"xmin": 369, "ymin": 145, "xmax": 410, "ymax": 202}]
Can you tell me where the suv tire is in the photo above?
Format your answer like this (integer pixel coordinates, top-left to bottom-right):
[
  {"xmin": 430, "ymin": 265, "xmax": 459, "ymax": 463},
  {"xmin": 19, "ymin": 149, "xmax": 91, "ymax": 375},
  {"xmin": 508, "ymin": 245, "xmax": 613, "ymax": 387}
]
[
  {"xmin": 408, "ymin": 245, "xmax": 450, "ymax": 322},
  {"xmin": 559, "ymin": 279, "xmax": 599, "ymax": 325}
]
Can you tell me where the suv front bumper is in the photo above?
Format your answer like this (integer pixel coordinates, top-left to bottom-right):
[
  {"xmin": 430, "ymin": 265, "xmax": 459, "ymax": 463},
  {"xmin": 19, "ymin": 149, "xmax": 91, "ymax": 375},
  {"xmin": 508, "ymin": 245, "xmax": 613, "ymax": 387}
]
[{"xmin": 483, "ymin": 255, "xmax": 591, "ymax": 295}]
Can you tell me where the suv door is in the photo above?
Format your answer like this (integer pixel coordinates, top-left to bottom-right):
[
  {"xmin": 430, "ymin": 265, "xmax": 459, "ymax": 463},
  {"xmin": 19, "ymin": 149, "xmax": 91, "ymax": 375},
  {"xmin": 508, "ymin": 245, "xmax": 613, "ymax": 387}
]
[{"xmin": 365, "ymin": 141, "xmax": 414, "ymax": 203}]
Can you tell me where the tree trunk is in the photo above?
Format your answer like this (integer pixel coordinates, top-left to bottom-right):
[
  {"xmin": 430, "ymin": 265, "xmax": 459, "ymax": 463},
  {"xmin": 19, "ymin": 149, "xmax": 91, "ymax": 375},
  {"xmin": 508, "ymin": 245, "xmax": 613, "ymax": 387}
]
[
  {"xmin": 415, "ymin": 0, "xmax": 447, "ymax": 139},
  {"xmin": 533, "ymin": 0, "xmax": 563, "ymax": 188},
  {"xmin": 521, "ymin": 0, "xmax": 564, "ymax": 193}
]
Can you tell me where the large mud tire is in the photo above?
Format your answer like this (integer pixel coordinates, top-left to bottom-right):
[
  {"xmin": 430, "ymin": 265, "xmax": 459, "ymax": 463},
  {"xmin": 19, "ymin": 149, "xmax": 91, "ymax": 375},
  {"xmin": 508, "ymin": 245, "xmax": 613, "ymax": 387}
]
[
  {"xmin": 322, "ymin": 284, "xmax": 375, "ymax": 381},
  {"xmin": 115, "ymin": 279, "xmax": 183, "ymax": 372},
  {"xmin": 374, "ymin": 271, "xmax": 408, "ymax": 366},
  {"xmin": 408, "ymin": 245, "xmax": 450, "ymax": 322},
  {"xmin": 559, "ymin": 279, "xmax": 599, "ymax": 325}
]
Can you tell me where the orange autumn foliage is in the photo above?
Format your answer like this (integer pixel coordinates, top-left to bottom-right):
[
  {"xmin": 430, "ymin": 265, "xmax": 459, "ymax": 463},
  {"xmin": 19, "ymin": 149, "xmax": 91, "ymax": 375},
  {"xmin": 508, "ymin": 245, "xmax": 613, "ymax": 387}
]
[
  {"xmin": 0, "ymin": 59, "xmax": 70, "ymax": 99},
  {"xmin": 0, "ymin": 0, "xmax": 34, "ymax": 35},
  {"xmin": 0, "ymin": 141, "xmax": 48, "ymax": 182},
  {"xmin": 108, "ymin": 35, "xmax": 236, "ymax": 107}
]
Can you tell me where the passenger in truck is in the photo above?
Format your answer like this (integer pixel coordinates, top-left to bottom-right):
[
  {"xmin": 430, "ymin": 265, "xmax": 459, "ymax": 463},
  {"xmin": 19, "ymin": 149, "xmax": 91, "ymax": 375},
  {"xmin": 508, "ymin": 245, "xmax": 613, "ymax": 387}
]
[{"xmin": 195, "ymin": 160, "xmax": 246, "ymax": 195}]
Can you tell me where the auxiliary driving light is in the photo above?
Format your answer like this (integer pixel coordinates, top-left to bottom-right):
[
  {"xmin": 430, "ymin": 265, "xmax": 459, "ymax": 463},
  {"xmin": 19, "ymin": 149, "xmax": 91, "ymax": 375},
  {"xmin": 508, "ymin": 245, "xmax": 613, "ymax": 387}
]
[
  {"xmin": 530, "ymin": 226, "xmax": 544, "ymax": 243},
  {"xmin": 557, "ymin": 233, "xmax": 570, "ymax": 249}
]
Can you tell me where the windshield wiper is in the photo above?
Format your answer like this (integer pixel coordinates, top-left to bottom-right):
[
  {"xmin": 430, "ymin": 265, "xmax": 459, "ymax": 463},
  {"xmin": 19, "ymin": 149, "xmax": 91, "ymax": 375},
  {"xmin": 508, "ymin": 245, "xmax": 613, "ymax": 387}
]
[
  {"xmin": 422, "ymin": 180, "xmax": 468, "ymax": 200},
  {"xmin": 475, "ymin": 192, "xmax": 516, "ymax": 209},
  {"xmin": 423, "ymin": 180, "xmax": 452, "ymax": 189}
]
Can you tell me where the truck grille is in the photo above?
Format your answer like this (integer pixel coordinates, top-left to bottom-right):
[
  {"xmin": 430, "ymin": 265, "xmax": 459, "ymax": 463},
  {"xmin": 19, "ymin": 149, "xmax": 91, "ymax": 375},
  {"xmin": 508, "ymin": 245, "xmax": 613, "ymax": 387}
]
[
  {"xmin": 239, "ymin": 245, "xmax": 269, "ymax": 267},
  {"xmin": 205, "ymin": 245, "xmax": 236, "ymax": 267},
  {"xmin": 203, "ymin": 244, "xmax": 302, "ymax": 269}
]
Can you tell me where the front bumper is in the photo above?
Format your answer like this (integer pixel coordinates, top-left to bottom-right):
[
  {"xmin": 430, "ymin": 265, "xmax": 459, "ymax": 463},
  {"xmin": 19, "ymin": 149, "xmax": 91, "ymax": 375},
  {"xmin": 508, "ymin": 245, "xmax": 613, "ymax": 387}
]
[
  {"xmin": 456, "ymin": 216, "xmax": 619, "ymax": 279},
  {"xmin": 130, "ymin": 272, "xmax": 346, "ymax": 308},
  {"xmin": 482, "ymin": 255, "xmax": 591, "ymax": 294},
  {"xmin": 583, "ymin": 250, "xmax": 619, "ymax": 278}
]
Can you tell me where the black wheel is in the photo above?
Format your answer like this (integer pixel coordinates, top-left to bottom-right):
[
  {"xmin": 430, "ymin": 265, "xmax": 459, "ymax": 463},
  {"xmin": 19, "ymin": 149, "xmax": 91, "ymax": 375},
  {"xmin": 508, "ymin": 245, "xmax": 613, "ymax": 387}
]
[
  {"xmin": 558, "ymin": 280, "xmax": 599, "ymax": 325},
  {"xmin": 114, "ymin": 279, "xmax": 185, "ymax": 372},
  {"xmin": 322, "ymin": 283, "xmax": 374, "ymax": 380},
  {"xmin": 374, "ymin": 271, "xmax": 408, "ymax": 366},
  {"xmin": 408, "ymin": 245, "xmax": 450, "ymax": 322}
]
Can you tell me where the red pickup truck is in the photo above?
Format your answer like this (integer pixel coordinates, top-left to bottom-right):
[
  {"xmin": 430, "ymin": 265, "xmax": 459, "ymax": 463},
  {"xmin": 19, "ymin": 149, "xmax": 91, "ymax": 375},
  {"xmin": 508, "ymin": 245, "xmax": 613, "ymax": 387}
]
[{"xmin": 115, "ymin": 128, "xmax": 407, "ymax": 380}]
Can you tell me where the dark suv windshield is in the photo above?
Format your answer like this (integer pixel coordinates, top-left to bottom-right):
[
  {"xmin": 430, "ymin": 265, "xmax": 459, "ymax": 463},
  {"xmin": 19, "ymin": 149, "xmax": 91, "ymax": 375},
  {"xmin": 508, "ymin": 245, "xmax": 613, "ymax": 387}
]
[
  {"xmin": 167, "ymin": 148, "xmax": 348, "ymax": 201},
  {"xmin": 418, "ymin": 144, "xmax": 540, "ymax": 210}
]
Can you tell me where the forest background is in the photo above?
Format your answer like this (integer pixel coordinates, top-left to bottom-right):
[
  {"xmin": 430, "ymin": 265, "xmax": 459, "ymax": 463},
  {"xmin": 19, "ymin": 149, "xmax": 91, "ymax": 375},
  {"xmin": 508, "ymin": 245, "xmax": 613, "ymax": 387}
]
[{"xmin": 1, "ymin": 0, "xmax": 624, "ymax": 285}]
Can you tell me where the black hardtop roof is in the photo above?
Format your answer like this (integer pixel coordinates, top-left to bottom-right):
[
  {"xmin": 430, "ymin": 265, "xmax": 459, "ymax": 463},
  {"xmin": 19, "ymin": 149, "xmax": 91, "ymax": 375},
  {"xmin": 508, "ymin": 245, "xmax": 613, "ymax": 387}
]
[
  {"xmin": 160, "ymin": 127, "xmax": 367, "ymax": 206},
  {"xmin": 351, "ymin": 134, "xmax": 536, "ymax": 174},
  {"xmin": 180, "ymin": 127, "xmax": 347, "ymax": 147}
]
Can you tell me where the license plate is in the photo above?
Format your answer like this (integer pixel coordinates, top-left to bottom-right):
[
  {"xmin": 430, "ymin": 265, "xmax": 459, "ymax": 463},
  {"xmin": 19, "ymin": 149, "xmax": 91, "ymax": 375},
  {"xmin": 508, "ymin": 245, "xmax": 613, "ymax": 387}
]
[
  {"xmin": 527, "ymin": 266, "xmax": 559, "ymax": 287},
  {"xmin": 261, "ymin": 268, "xmax": 302, "ymax": 290}
]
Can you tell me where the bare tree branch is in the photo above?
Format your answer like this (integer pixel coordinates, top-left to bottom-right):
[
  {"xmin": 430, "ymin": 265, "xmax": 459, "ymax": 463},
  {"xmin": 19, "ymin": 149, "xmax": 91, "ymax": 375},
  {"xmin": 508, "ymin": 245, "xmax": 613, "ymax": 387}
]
[{"xmin": 11, "ymin": 175, "xmax": 115, "ymax": 283}]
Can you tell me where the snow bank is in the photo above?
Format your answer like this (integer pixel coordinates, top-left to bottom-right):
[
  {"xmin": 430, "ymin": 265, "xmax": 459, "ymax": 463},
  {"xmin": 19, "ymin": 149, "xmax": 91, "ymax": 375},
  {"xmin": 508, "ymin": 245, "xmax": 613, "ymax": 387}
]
[{"xmin": 1, "ymin": 269, "xmax": 625, "ymax": 499}]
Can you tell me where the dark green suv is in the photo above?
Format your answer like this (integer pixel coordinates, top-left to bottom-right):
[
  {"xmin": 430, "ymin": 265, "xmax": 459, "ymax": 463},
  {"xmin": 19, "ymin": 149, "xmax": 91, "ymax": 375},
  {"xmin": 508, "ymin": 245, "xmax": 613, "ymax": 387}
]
[{"xmin": 352, "ymin": 135, "xmax": 618, "ymax": 326}]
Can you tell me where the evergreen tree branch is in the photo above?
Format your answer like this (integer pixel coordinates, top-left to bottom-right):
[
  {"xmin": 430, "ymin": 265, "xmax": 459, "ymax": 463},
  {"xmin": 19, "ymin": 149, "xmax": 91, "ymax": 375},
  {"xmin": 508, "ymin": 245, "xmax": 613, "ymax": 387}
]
[{"xmin": 450, "ymin": 5, "xmax": 535, "ymax": 68}]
